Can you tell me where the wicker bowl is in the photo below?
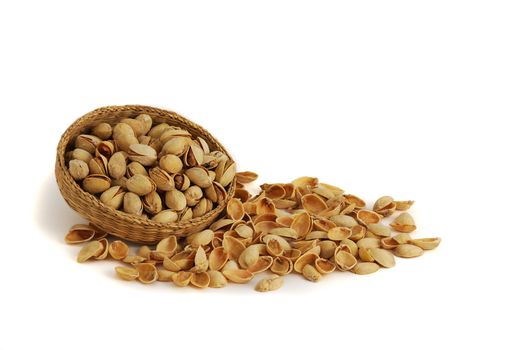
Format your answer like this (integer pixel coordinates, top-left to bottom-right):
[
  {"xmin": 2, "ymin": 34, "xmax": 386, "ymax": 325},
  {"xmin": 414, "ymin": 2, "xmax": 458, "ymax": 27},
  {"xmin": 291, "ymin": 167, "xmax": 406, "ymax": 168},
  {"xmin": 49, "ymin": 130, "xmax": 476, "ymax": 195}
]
[{"xmin": 55, "ymin": 105, "xmax": 236, "ymax": 244}]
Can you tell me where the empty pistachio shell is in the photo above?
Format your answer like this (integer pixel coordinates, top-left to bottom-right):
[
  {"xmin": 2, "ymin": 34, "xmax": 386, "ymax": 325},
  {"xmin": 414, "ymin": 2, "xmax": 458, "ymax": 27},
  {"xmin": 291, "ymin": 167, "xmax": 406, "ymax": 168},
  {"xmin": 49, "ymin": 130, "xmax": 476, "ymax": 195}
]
[
  {"xmin": 369, "ymin": 248, "xmax": 395, "ymax": 268},
  {"xmin": 247, "ymin": 256, "xmax": 273, "ymax": 274},
  {"xmin": 327, "ymin": 227, "xmax": 352, "ymax": 241},
  {"xmin": 357, "ymin": 237, "xmax": 381, "ymax": 249},
  {"xmin": 236, "ymin": 171, "xmax": 258, "ymax": 184},
  {"xmin": 92, "ymin": 122, "xmax": 112, "ymax": 140},
  {"xmin": 157, "ymin": 269, "xmax": 175, "ymax": 282},
  {"xmin": 271, "ymin": 256, "xmax": 293, "ymax": 275},
  {"xmin": 65, "ymin": 224, "xmax": 95, "ymax": 244},
  {"xmin": 318, "ymin": 240, "xmax": 337, "ymax": 259},
  {"xmin": 291, "ymin": 212, "xmax": 312, "ymax": 238},
  {"xmin": 126, "ymin": 174, "xmax": 155, "ymax": 196},
  {"xmin": 314, "ymin": 258, "xmax": 336, "ymax": 274},
  {"xmin": 186, "ymin": 229, "xmax": 214, "ymax": 247},
  {"xmin": 356, "ymin": 210, "xmax": 381, "ymax": 225},
  {"xmin": 152, "ymin": 210, "xmax": 178, "ymax": 223},
  {"xmin": 292, "ymin": 176, "xmax": 319, "ymax": 188},
  {"xmin": 294, "ymin": 252, "xmax": 319, "ymax": 273},
  {"xmin": 209, "ymin": 246, "xmax": 229, "ymax": 271},
  {"xmin": 109, "ymin": 240, "xmax": 129, "ymax": 260},
  {"xmin": 135, "ymin": 263, "xmax": 159, "ymax": 283},
  {"xmin": 208, "ymin": 270, "xmax": 227, "ymax": 288},
  {"xmin": 352, "ymin": 262, "xmax": 380, "ymax": 275},
  {"xmin": 172, "ymin": 271, "xmax": 193, "ymax": 287},
  {"xmin": 123, "ymin": 255, "xmax": 146, "ymax": 264},
  {"xmin": 367, "ymin": 223, "xmax": 391, "ymax": 237},
  {"xmin": 269, "ymin": 227, "xmax": 298, "ymax": 239},
  {"xmin": 227, "ymin": 198, "xmax": 245, "ymax": 221},
  {"xmin": 302, "ymin": 264, "xmax": 321, "ymax": 282},
  {"xmin": 77, "ymin": 241, "xmax": 104, "ymax": 262},
  {"xmin": 190, "ymin": 271, "xmax": 210, "ymax": 288},
  {"xmin": 82, "ymin": 174, "xmax": 111, "ymax": 194},
  {"xmin": 123, "ymin": 192, "xmax": 143, "ymax": 215},
  {"xmin": 394, "ymin": 200, "xmax": 415, "ymax": 211},
  {"xmin": 222, "ymin": 269, "xmax": 254, "ymax": 284},
  {"xmin": 373, "ymin": 196, "xmax": 396, "ymax": 217},
  {"xmin": 392, "ymin": 232, "xmax": 412, "ymax": 244},
  {"xmin": 148, "ymin": 167, "xmax": 174, "ymax": 191},
  {"xmin": 390, "ymin": 213, "xmax": 416, "ymax": 233},
  {"xmin": 409, "ymin": 237, "xmax": 441, "ymax": 250},
  {"xmin": 329, "ymin": 215, "xmax": 358, "ymax": 228},
  {"xmin": 222, "ymin": 236, "xmax": 246, "ymax": 261},
  {"xmin": 156, "ymin": 236, "xmax": 178, "ymax": 256},
  {"xmin": 301, "ymin": 194, "xmax": 328, "ymax": 215},
  {"xmin": 193, "ymin": 246, "xmax": 209, "ymax": 273},
  {"xmin": 115, "ymin": 266, "xmax": 139, "ymax": 281},
  {"xmin": 68, "ymin": 159, "xmax": 89, "ymax": 181},
  {"xmin": 95, "ymin": 238, "xmax": 109, "ymax": 260},
  {"xmin": 159, "ymin": 154, "xmax": 183, "ymax": 174},
  {"xmin": 238, "ymin": 244, "xmax": 261, "ymax": 269},
  {"xmin": 394, "ymin": 244, "xmax": 424, "ymax": 258},
  {"xmin": 334, "ymin": 250, "xmax": 357, "ymax": 271}
]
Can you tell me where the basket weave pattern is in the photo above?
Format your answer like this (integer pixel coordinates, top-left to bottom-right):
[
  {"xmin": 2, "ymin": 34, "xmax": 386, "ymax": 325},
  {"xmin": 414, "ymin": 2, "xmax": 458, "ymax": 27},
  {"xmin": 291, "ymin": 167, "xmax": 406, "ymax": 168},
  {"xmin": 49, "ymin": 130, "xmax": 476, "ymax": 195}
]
[{"xmin": 55, "ymin": 105, "xmax": 235, "ymax": 244}]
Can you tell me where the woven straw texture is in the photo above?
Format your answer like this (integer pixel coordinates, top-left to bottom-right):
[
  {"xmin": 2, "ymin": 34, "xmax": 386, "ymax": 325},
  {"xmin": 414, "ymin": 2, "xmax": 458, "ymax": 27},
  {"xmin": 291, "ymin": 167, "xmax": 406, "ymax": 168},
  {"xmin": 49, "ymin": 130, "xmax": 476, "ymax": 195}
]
[{"xmin": 55, "ymin": 105, "xmax": 236, "ymax": 244}]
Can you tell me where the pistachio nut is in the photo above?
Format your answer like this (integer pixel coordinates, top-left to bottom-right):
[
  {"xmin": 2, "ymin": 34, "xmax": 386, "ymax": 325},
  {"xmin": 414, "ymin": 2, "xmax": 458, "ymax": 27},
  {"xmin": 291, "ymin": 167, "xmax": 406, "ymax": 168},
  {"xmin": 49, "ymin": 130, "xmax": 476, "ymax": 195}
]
[
  {"xmin": 185, "ymin": 166, "xmax": 212, "ymax": 188},
  {"xmin": 126, "ymin": 174, "xmax": 155, "ymax": 196},
  {"xmin": 71, "ymin": 148, "xmax": 93, "ymax": 164},
  {"xmin": 128, "ymin": 143, "xmax": 157, "ymax": 166},
  {"xmin": 148, "ymin": 167, "xmax": 174, "ymax": 191},
  {"xmin": 184, "ymin": 185, "xmax": 203, "ymax": 207},
  {"xmin": 68, "ymin": 159, "xmax": 89, "ymax": 181},
  {"xmin": 159, "ymin": 154, "xmax": 183, "ymax": 174},
  {"xmin": 100, "ymin": 186, "xmax": 125, "ymax": 209},
  {"xmin": 82, "ymin": 174, "xmax": 111, "ymax": 194},
  {"xmin": 108, "ymin": 151, "xmax": 127, "ymax": 179},
  {"xmin": 142, "ymin": 191, "xmax": 163, "ymax": 214},
  {"xmin": 91, "ymin": 122, "xmax": 112, "ymax": 140},
  {"xmin": 123, "ymin": 192, "xmax": 143, "ymax": 215},
  {"xmin": 75, "ymin": 134, "xmax": 101, "ymax": 154}
]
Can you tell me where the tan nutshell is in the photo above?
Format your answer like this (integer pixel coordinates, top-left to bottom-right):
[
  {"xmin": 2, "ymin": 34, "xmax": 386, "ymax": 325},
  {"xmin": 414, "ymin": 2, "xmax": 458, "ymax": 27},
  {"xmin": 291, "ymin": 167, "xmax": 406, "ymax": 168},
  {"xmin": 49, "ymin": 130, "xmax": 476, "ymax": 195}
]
[
  {"xmin": 115, "ymin": 266, "xmax": 139, "ymax": 281},
  {"xmin": 109, "ymin": 240, "xmax": 129, "ymax": 260},
  {"xmin": 77, "ymin": 241, "xmax": 104, "ymax": 262},
  {"xmin": 65, "ymin": 224, "xmax": 95, "ymax": 244},
  {"xmin": 394, "ymin": 244, "xmax": 424, "ymax": 258},
  {"xmin": 390, "ymin": 213, "xmax": 417, "ymax": 233},
  {"xmin": 352, "ymin": 262, "xmax": 380, "ymax": 275},
  {"xmin": 409, "ymin": 237, "xmax": 441, "ymax": 250}
]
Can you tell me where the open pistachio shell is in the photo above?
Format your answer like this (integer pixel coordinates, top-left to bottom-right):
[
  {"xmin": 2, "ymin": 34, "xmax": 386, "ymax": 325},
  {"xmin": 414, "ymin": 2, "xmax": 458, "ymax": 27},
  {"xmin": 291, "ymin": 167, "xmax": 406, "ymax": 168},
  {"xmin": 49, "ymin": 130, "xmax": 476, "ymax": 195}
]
[
  {"xmin": 115, "ymin": 266, "xmax": 139, "ymax": 281},
  {"xmin": 157, "ymin": 269, "xmax": 175, "ymax": 282},
  {"xmin": 109, "ymin": 240, "xmax": 129, "ymax": 260},
  {"xmin": 269, "ymin": 227, "xmax": 298, "ymax": 239},
  {"xmin": 65, "ymin": 224, "xmax": 95, "ymax": 244},
  {"xmin": 301, "ymin": 194, "xmax": 328, "ymax": 215},
  {"xmin": 356, "ymin": 210, "xmax": 381, "ymax": 225},
  {"xmin": 329, "ymin": 215, "xmax": 358, "ymax": 228},
  {"xmin": 327, "ymin": 227, "xmax": 352, "ymax": 241},
  {"xmin": 334, "ymin": 250, "xmax": 357, "ymax": 271},
  {"xmin": 292, "ymin": 176, "xmax": 319, "ymax": 188},
  {"xmin": 302, "ymin": 264, "xmax": 321, "ymax": 282},
  {"xmin": 247, "ymin": 256, "xmax": 273, "ymax": 274},
  {"xmin": 134, "ymin": 263, "xmax": 158, "ymax": 284},
  {"xmin": 271, "ymin": 256, "xmax": 293, "ymax": 275},
  {"xmin": 318, "ymin": 240, "xmax": 337, "ymax": 259},
  {"xmin": 208, "ymin": 247, "xmax": 229, "ymax": 271},
  {"xmin": 367, "ymin": 223, "xmax": 391, "ymax": 237},
  {"xmin": 193, "ymin": 246, "xmax": 209, "ymax": 273},
  {"xmin": 148, "ymin": 167, "xmax": 175, "ymax": 191},
  {"xmin": 172, "ymin": 271, "xmax": 193, "ymax": 287},
  {"xmin": 266, "ymin": 238, "xmax": 284, "ymax": 257},
  {"xmin": 369, "ymin": 248, "xmax": 396, "ymax": 268},
  {"xmin": 190, "ymin": 271, "xmax": 210, "ymax": 288},
  {"xmin": 390, "ymin": 213, "xmax": 417, "ymax": 233},
  {"xmin": 373, "ymin": 196, "xmax": 396, "ymax": 217},
  {"xmin": 344, "ymin": 194, "xmax": 366, "ymax": 208},
  {"xmin": 77, "ymin": 241, "xmax": 104, "ymax": 263},
  {"xmin": 222, "ymin": 236, "xmax": 246, "ymax": 260},
  {"xmin": 155, "ymin": 236, "xmax": 178, "ymax": 257},
  {"xmin": 394, "ymin": 200, "xmax": 415, "ymax": 211},
  {"xmin": 357, "ymin": 237, "xmax": 381, "ymax": 249},
  {"xmin": 381, "ymin": 237, "xmax": 399, "ymax": 250},
  {"xmin": 394, "ymin": 244, "xmax": 424, "ymax": 258},
  {"xmin": 392, "ymin": 233, "xmax": 412, "ymax": 244},
  {"xmin": 95, "ymin": 238, "xmax": 109, "ymax": 260},
  {"xmin": 222, "ymin": 269, "xmax": 254, "ymax": 284},
  {"xmin": 409, "ymin": 237, "xmax": 441, "ymax": 250},
  {"xmin": 350, "ymin": 225, "xmax": 367, "ymax": 240},
  {"xmin": 227, "ymin": 198, "xmax": 245, "ymax": 221},
  {"xmin": 238, "ymin": 244, "xmax": 261, "ymax": 269},
  {"xmin": 208, "ymin": 270, "xmax": 227, "ymax": 288},
  {"xmin": 315, "ymin": 257, "xmax": 336, "ymax": 274},
  {"xmin": 290, "ymin": 212, "xmax": 312, "ymax": 239},
  {"xmin": 351, "ymin": 262, "xmax": 380, "ymax": 275},
  {"xmin": 256, "ymin": 197, "xmax": 276, "ymax": 215},
  {"xmin": 358, "ymin": 248, "xmax": 375, "ymax": 262},
  {"xmin": 235, "ymin": 171, "xmax": 258, "ymax": 184},
  {"xmin": 294, "ymin": 252, "xmax": 319, "ymax": 273}
]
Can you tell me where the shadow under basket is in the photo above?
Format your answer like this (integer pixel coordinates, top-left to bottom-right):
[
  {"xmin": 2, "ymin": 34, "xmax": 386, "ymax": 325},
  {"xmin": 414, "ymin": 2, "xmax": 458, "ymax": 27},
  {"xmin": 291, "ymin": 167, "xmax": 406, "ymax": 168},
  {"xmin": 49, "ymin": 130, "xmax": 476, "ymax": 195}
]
[{"xmin": 55, "ymin": 105, "xmax": 236, "ymax": 244}]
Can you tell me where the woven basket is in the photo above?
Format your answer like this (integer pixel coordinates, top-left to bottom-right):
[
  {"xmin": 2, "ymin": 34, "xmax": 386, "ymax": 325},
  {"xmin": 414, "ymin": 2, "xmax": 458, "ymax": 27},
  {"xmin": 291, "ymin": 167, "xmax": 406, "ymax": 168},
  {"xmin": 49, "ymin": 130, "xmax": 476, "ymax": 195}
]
[{"xmin": 55, "ymin": 105, "xmax": 236, "ymax": 244}]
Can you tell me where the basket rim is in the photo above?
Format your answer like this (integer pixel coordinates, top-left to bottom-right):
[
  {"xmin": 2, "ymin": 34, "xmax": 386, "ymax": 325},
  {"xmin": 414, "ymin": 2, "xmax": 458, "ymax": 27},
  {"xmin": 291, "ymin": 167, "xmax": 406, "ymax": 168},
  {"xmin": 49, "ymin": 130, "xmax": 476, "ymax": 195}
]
[{"xmin": 56, "ymin": 104, "xmax": 235, "ymax": 231}]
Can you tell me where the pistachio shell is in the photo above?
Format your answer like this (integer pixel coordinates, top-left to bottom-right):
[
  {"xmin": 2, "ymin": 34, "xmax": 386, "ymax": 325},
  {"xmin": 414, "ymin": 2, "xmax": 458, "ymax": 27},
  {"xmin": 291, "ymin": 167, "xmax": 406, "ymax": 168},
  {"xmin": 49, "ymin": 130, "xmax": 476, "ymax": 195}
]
[
  {"xmin": 292, "ymin": 176, "xmax": 319, "ymax": 188},
  {"xmin": 95, "ymin": 238, "xmax": 109, "ymax": 260},
  {"xmin": 75, "ymin": 134, "xmax": 101, "ymax": 154},
  {"xmin": 162, "ymin": 136, "xmax": 190, "ymax": 156},
  {"xmin": 222, "ymin": 236, "xmax": 245, "ymax": 261},
  {"xmin": 334, "ymin": 250, "xmax": 357, "ymax": 271},
  {"xmin": 373, "ymin": 196, "xmax": 396, "ymax": 217},
  {"xmin": 357, "ymin": 237, "xmax": 381, "ymax": 249},
  {"xmin": 157, "ymin": 269, "xmax": 175, "ymax": 282},
  {"xmin": 208, "ymin": 247, "xmax": 229, "ymax": 271},
  {"xmin": 65, "ymin": 224, "xmax": 95, "ymax": 244},
  {"xmin": 82, "ymin": 174, "xmax": 111, "ymax": 194},
  {"xmin": 156, "ymin": 236, "xmax": 178, "ymax": 256},
  {"xmin": 301, "ymin": 194, "xmax": 328, "ymax": 215},
  {"xmin": 88, "ymin": 155, "xmax": 108, "ymax": 175},
  {"xmin": 247, "ymin": 256, "xmax": 273, "ymax": 274},
  {"xmin": 216, "ymin": 160, "xmax": 236, "ymax": 187},
  {"xmin": 123, "ymin": 255, "xmax": 146, "ymax": 264},
  {"xmin": 390, "ymin": 213, "xmax": 417, "ymax": 233},
  {"xmin": 126, "ymin": 161, "xmax": 148, "ymax": 178},
  {"xmin": 236, "ymin": 171, "xmax": 258, "ymax": 184},
  {"xmin": 133, "ymin": 263, "xmax": 158, "ymax": 283},
  {"xmin": 171, "ymin": 271, "xmax": 193, "ymax": 287},
  {"xmin": 115, "ymin": 266, "xmax": 139, "ymax": 281},
  {"xmin": 314, "ymin": 258, "xmax": 336, "ymax": 274},
  {"xmin": 356, "ymin": 210, "xmax": 381, "ymax": 225},
  {"xmin": 121, "ymin": 118, "xmax": 148, "ymax": 137},
  {"xmin": 327, "ymin": 227, "xmax": 352, "ymax": 241},
  {"xmin": 369, "ymin": 248, "xmax": 396, "ymax": 268},
  {"xmin": 142, "ymin": 191, "xmax": 162, "ymax": 214},
  {"xmin": 294, "ymin": 252, "xmax": 319, "ymax": 273},
  {"xmin": 184, "ymin": 185, "xmax": 203, "ymax": 207},
  {"xmin": 329, "ymin": 214, "xmax": 358, "ymax": 228},
  {"xmin": 261, "ymin": 234, "xmax": 292, "ymax": 250},
  {"xmin": 350, "ymin": 225, "xmax": 367, "ymax": 240},
  {"xmin": 190, "ymin": 271, "xmax": 210, "ymax": 288},
  {"xmin": 185, "ymin": 167, "xmax": 212, "ymax": 189},
  {"xmin": 68, "ymin": 159, "xmax": 89, "ymax": 181},
  {"xmin": 291, "ymin": 212, "xmax": 312, "ymax": 238},
  {"xmin": 238, "ymin": 244, "xmax": 261, "ymax": 269},
  {"xmin": 367, "ymin": 223, "xmax": 391, "ymax": 237},
  {"xmin": 222, "ymin": 269, "xmax": 254, "ymax": 284},
  {"xmin": 394, "ymin": 244, "xmax": 424, "ymax": 258},
  {"xmin": 113, "ymin": 123, "xmax": 138, "ymax": 152},
  {"xmin": 109, "ymin": 240, "xmax": 129, "ymax": 260},
  {"xmin": 352, "ymin": 262, "xmax": 380, "ymax": 275},
  {"xmin": 269, "ymin": 227, "xmax": 298, "ymax": 239},
  {"xmin": 147, "ymin": 123, "xmax": 170, "ymax": 138},
  {"xmin": 71, "ymin": 148, "xmax": 93, "ymax": 164},
  {"xmin": 266, "ymin": 238, "xmax": 284, "ymax": 257},
  {"xmin": 392, "ymin": 233, "xmax": 412, "ymax": 244},
  {"xmin": 381, "ymin": 237, "xmax": 399, "ymax": 250},
  {"xmin": 394, "ymin": 200, "xmax": 415, "ymax": 211},
  {"xmin": 126, "ymin": 174, "xmax": 155, "ymax": 196},
  {"xmin": 302, "ymin": 264, "xmax": 321, "ymax": 282},
  {"xmin": 344, "ymin": 194, "xmax": 366, "ymax": 208},
  {"xmin": 184, "ymin": 143, "xmax": 205, "ymax": 167},
  {"xmin": 318, "ymin": 240, "xmax": 337, "ymax": 259},
  {"xmin": 123, "ymin": 192, "xmax": 143, "ymax": 215},
  {"xmin": 193, "ymin": 246, "xmax": 209, "ymax": 273},
  {"xmin": 77, "ymin": 241, "xmax": 104, "ymax": 262},
  {"xmin": 95, "ymin": 140, "xmax": 115, "ymax": 158},
  {"xmin": 227, "ymin": 198, "xmax": 245, "ymax": 221},
  {"xmin": 271, "ymin": 256, "xmax": 293, "ymax": 275},
  {"xmin": 100, "ymin": 186, "xmax": 125, "ymax": 209},
  {"xmin": 409, "ymin": 237, "xmax": 441, "ymax": 250},
  {"xmin": 208, "ymin": 270, "xmax": 227, "ymax": 288},
  {"xmin": 107, "ymin": 152, "xmax": 127, "ymax": 180}
]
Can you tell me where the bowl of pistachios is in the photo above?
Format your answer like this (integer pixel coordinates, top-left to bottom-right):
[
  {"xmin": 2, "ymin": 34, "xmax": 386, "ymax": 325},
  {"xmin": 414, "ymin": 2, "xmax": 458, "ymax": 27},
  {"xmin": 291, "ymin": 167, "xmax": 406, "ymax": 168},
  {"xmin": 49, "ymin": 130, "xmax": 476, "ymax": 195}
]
[{"xmin": 56, "ymin": 105, "xmax": 236, "ymax": 244}]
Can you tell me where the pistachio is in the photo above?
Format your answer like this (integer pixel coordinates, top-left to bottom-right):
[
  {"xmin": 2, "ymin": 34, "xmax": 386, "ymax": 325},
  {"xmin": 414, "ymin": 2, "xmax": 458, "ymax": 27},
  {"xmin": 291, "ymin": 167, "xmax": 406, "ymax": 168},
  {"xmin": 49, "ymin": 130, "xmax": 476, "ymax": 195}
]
[
  {"xmin": 148, "ymin": 167, "xmax": 174, "ymax": 191},
  {"xmin": 82, "ymin": 174, "xmax": 111, "ymax": 194},
  {"xmin": 126, "ymin": 174, "xmax": 155, "ymax": 196},
  {"xmin": 95, "ymin": 141, "xmax": 115, "ymax": 158},
  {"xmin": 92, "ymin": 122, "xmax": 112, "ymax": 140},
  {"xmin": 302, "ymin": 264, "xmax": 321, "ymax": 282},
  {"xmin": 152, "ymin": 210, "xmax": 178, "ymax": 223},
  {"xmin": 100, "ymin": 186, "xmax": 125, "ymax": 209},
  {"xmin": 351, "ymin": 262, "xmax": 380, "ymax": 275},
  {"xmin": 142, "ymin": 191, "xmax": 162, "ymax": 214},
  {"xmin": 126, "ymin": 161, "xmax": 148, "ymax": 177},
  {"xmin": 71, "ymin": 148, "xmax": 93, "ymax": 164},
  {"xmin": 108, "ymin": 152, "xmax": 127, "ymax": 179},
  {"xmin": 394, "ymin": 244, "xmax": 424, "ymax": 258},
  {"xmin": 165, "ymin": 189, "xmax": 187, "ymax": 211},
  {"xmin": 184, "ymin": 185, "xmax": 203, "ymax": 207},
  {"xmin": 159, "ymin": 154, "xmax": 183, "ymax": 174},
  {"xmin": 185, "ymin": 167, "xmax": 212, "ymax": 189},
  {"xmin": 390, "ymin": 213, "xmax": 417, "ymax": 233},
  {"xmin": 255, "ymin": 274, "xmax": 283, "ymax": 292},
  {"xmin": 64, "ymin": 224, "xmax": 95, "ymax": 244},
  {"xmin": 162, "ymin": 136, "xmax": 191, "ymax": 156},
  {"xmin": 128, "ymin": 144, "xmax": 157, "ymax": 166},
  {"xmin": 113, "ymin": 123, "xmax": 138, "ymax": 152},
  {"xmin": 68, "ymin": 159, "xmax": 89, "ymax": 181},
  {"xmin": 75, "ymin": 134, "xmax": 101, "ymax": 154},
  {"xmin": 123, "ymin": 192, "xmax": 143, "ymax": 215}
]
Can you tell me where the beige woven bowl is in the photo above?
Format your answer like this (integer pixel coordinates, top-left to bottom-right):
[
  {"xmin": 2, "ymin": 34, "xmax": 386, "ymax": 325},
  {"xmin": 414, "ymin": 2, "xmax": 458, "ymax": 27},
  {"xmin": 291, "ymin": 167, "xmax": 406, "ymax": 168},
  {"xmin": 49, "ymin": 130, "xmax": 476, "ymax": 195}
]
[{"xmin": 55, "ymin": 105, "xmax": 236, "ymax": 244}]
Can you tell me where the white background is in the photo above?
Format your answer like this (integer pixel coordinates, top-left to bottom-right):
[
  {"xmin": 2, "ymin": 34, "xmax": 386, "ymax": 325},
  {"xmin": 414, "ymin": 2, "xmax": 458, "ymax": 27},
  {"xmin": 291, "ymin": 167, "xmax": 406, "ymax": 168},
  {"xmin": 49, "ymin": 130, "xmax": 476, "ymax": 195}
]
[{"xmin": 1, "ymin": 1, "xmax": 522, "ymax": 349}]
